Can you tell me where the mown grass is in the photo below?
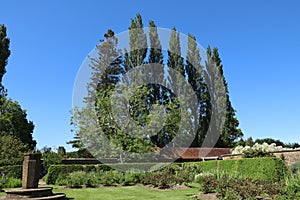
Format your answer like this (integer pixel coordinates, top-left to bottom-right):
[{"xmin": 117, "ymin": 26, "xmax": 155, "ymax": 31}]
[
  {"xmin": 1, "ymin": 185, "xmax": 200, "ymax": 200},
  {"xmin": 53, "ymin": 185, "xmax": 199, "ymax": 200}
]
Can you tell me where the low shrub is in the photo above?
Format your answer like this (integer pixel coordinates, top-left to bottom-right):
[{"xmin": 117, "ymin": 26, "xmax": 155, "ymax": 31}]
[
  {"xmin": 0, "ymin": 177, "xmax": 8, "ymax": 189},
  {"xmin": 196, "ymin": 173, "xmax": 217, "ymax": 193},
  {"xmin": 65, "ymin": 171, "xmax": 89, "ymax": 188},
  {"xmin": 290, "ymin": 161, "xmax": 300, "ymax": 174},
  {"xmin": 55, "ymin": 175, "xmax": 68, "ymax": 186},
  {"xmin": 281, "ymin": 172, "xmax": 300, "ymax": 199},
  {"xmin": 0, "ymin": 177, "xmax": 22, "ymax": 189},
  {"xmin": 6, "ymin": 178, "xmax": 22, "ymax": 188},
  {"xmin": 85, "ymin": 172, "xmax": 100, "ymax": 187},
  {"xmin": 124, "ymin": 172, "xmax": 144, "ymax": 185},
  {"xmin": 197, "ymin": 172, "xmax": 285, "ymax": 199}
]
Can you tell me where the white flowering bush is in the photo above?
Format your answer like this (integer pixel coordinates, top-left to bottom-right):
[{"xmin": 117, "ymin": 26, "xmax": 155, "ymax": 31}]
[{"xmin": 232, "ymin": 142, "xmax": 289, "ymax": 155}]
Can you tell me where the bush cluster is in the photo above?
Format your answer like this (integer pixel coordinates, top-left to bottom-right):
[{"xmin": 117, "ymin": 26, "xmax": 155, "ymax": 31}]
[
  {"xmin": 196, "ymin": 170, "xmax": 300, "ymax": 199},
  {"xmin": 0, "ymin": 177, "xmax": 22, "ymax": 189},
  {"xmin": 51, "ymin": 162, "xmax": 202, "ymax": 188},
  {"xmin": 196, "ymin": 172, "xmax": 285, "ymax": 199}
]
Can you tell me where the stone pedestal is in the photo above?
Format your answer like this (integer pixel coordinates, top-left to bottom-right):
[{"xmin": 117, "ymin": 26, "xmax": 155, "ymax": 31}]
[
  {"xmin": 22, "ymin": 153, "xmax": 41, "ymax": 189},
  {"xmin": 2, "ymin": 154, "xmax": 66, "ymax": 200}
]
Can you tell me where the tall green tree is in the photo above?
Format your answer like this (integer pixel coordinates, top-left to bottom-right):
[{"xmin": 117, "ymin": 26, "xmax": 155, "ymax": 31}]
[
  {"xmin": 148, "ymin": 20, "xmax": 164, "ymax": 103},
  {"xmin": 167, "ymin": 27, "xmax": 184, "ymax": 93},
  {"xmin": 210, "ymin": 47, "xmax": 243, "ymax": 147},
  {"xmin": 70, "ymin": 29, "xmax": 124, "ymax": 159},
  {"xmin": 185, "ymin": 34, "xmax": 206, "ymax": 147},
  {"xmin": 0, "ymin": 24, "xmax": 36, "ymax": 150},
  {"xmin": 0, "ymin": 24, "xmax": 10, "ymax": 96}
]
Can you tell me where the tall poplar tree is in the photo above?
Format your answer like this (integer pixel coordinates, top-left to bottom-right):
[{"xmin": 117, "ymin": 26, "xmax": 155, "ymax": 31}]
[{"xmin": 210, "ymin": 47, "xmax": 243, "ymax": 147}]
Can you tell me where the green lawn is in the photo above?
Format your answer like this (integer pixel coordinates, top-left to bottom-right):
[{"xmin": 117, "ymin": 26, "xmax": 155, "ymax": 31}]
[
  {"xmin": 1, "ymin": 185, "xmax": 200, "ymax": 200},
  {"xmin": 54, "ymin": 186, "xmax": 199, "ymax": 200}
]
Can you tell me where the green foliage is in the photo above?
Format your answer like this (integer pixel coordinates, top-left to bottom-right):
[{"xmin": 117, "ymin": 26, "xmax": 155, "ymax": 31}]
[
  {"xmin": 6, "ymin": 178, "xmax": 22, "ymax": 188},
  {"xmin": 0, "ymin": 177, "xmax": 22, "ymax": 189},
  {"xmin": 192, "ymin": 160, "xmax": 218, "ymax": 172},
  {"xmin": 0, "ymin": 165, "xmax": 22, "ymax": 179},
  {"xmin": 191, "ymin": 157, "xmax": 288, "ymax": 181},
  {"xmin": 281, "ymin": 172, "xmax": 300, "ymax": 199},
  {"xmin": 217, "ymin": 158, "xmax": 288, "ymax": 181},
  {"xmin": 0, "ymin": 24, "xmax": 10, "ymax": 96},
  {"xmin": 65, "ymin": 171, "xmax": 89, "ymax": 188},
  {"xmin": 290, "ymin": 161, "xmax": 300, "ymax": 174},
  {"xmin": 0, "ymin": 135, "xmax": 29, "ymax": 166},
  {"xmin": 1, "ymin": 24, "xmax": 35, "ymax": 152},
  {"xmin": 70, "ymin": 14, "xmax": 243, "ymax": 159},
  {"xmin": 209, "ymin": 47, "xmax": 243, "ymax": 147},
  {"xmin": 57, "ymin": 146, "xmax": 66, "ymax": 156},
  {"xmin": 45, "ymin": 164, "xmax": 112, "ymax": 184},
  {"xmin": 124, "ymin": 172, "xmax": 144, "ymax": 185},
  {"xmin": 44, "ymin": 165, "xmax": 66, "ymax": 184},
  {"xmin": 196, "ymin": 171, "xmax": 287, "ymax": 199},
  {"xmin": 42, "ymin": 152, "xmax": 62, "ymax": 170},
  {"xmin": 45, "ymin": 158, "xmax": 287, "ymax": 186},
  {"xmin": 0, "ymin": 97, "xmax": 35, "ymax": 150}
]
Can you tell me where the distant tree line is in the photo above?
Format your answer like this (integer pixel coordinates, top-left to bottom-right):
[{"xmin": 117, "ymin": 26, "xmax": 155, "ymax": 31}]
[{"xmin": 237, "ymin": 137, "xmax": 300, "ymax": 148}]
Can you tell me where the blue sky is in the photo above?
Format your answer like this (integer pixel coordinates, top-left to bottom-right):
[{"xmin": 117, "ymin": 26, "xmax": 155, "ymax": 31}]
[{"xmin": 1, "ymin": 0, "xmax": 300, "ymax": 151}]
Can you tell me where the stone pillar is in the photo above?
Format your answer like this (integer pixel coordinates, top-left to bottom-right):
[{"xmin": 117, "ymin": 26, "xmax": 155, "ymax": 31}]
[{"xmin": 22, "ymin": 153, "xmax": 41, "ymax": 189}]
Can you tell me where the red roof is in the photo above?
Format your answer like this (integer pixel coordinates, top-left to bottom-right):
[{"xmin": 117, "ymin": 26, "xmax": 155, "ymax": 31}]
[{"xmin": 159, "ymin": 148, "xmax": 231, "ymax": 159}]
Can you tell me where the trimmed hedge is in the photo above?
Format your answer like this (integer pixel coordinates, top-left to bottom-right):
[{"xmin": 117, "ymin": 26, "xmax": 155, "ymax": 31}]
[
  {"xmin": 45, "ymin": 157, "xmax": 289, "ymax": 184},
  {"xmin": 45, "ymin": 164, "xmax": 112, "ymax": 184},
  {"xmin": 192, "ymin": 157, "xmax": 288, "ymax": 181},
  {"xmin": 0, "ymin": 165, "xmax": 22, "ymax": 179}
]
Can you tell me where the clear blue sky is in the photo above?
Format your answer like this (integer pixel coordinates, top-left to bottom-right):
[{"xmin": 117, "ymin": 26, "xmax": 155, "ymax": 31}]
[{"xmin": 1, "ymin": 0, "xmax": 300, "ymax": 151}]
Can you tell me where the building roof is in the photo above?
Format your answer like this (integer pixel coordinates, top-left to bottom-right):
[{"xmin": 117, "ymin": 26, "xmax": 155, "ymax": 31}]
[{"xmin": 159, "ymin": 148, "xmax": 231, "ymax": 160}]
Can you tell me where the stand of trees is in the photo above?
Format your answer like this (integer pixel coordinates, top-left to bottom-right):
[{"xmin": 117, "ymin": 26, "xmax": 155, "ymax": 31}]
[{"xmin": 70, "ymin": 14, "xmax": 243, "ymax": 161}]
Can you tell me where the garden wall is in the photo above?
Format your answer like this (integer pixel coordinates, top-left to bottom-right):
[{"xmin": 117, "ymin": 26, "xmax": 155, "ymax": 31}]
[
  {"xmin": 272, "ymin": 149, "xmax": 300, "ymax": 166},
  {"xmin": 222, "ymin": 149, "xmax": 300, "ymax": 166}
]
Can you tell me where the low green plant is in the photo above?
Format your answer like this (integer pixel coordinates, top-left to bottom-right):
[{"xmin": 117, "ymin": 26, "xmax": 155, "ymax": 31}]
[
  {"xmin": 66, "ymin": 171, "xmax": 88, "ymax": 188},
  {"xmin": 0, "ymin": 177, "xmax": 22, "ymax": 189},
  {"xmin": 0, "ymin": 177, "xmax": 8, "ymax": 189},
  {"xmin": 6, "ymin": 178, "xmax": 22, "ymax": 188},
  {"xmin": 290, "ymin": 161, "xmax": 300, "ymax": 174},
  {"xmin": 85, "ymin": 172, "xmax": 100, "ymax": 187},
  {"xmin": 124, "ymin": 173, "xmax": 144, "ymax": 185},
  {"xmin": 55, "ymin": 175, "xmax": 68, "ymax": 186},
  {"xmin": 281, "ymin": 172, "xmax": 300, "ymax": 199},
  {"xmin": 197, "ymin": 173, "xmax": 217, "ymax": 193}
]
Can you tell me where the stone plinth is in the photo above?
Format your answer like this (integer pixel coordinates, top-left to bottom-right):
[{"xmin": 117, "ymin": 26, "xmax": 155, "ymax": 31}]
[
  {"xmin": 3, "ymin": 187, "xmax": 65, "ymax": 199},
  {"xmin": 22, "ymin": 153, "xmax": 41, "ymax": 189}
]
